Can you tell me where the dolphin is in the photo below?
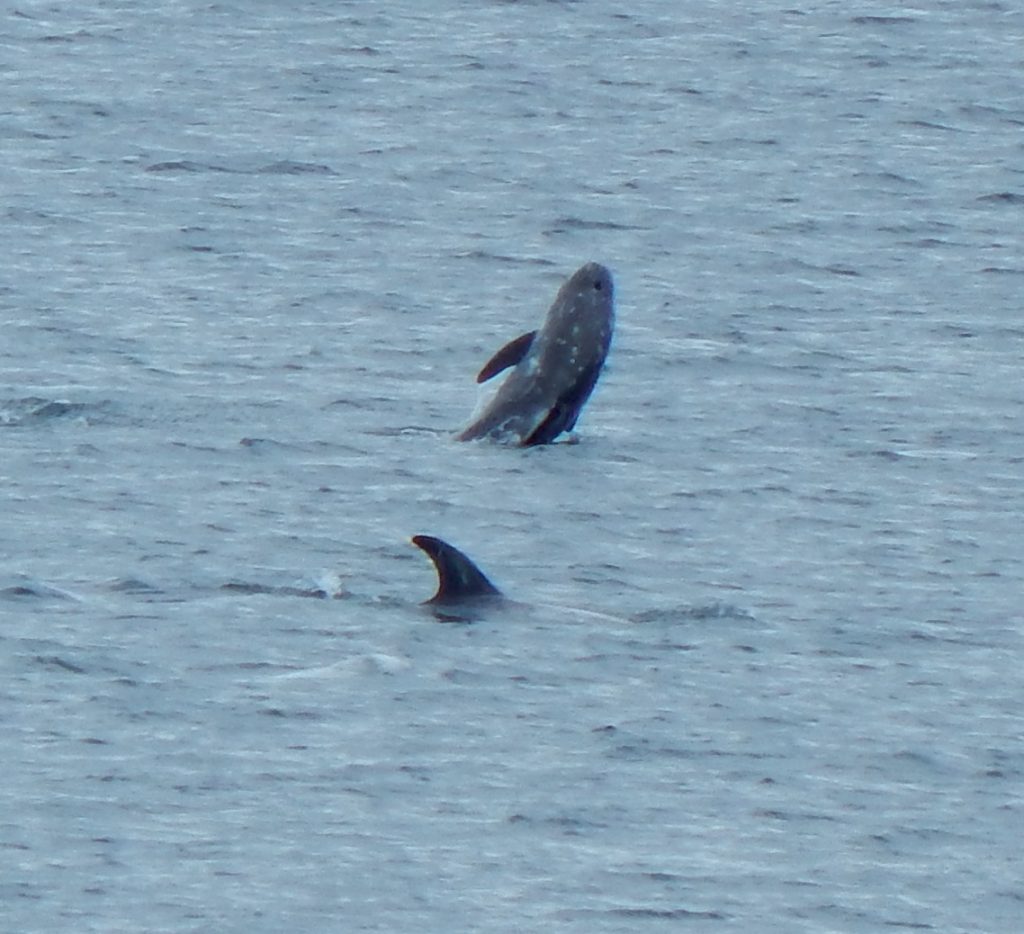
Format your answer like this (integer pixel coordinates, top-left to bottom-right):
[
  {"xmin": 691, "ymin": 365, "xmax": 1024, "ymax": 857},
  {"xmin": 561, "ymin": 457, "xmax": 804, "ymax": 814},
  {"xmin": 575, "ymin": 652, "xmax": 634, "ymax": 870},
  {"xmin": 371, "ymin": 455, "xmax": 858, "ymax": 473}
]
[
  {"xmin": 411, "ymin": 534, "xmax": 635, "ymax": 627},
  {"xmin": 411, "ymin": 534, "xmax": 505, "ymax": 622},
  {"xmin": 456, "ymin": 262, "xmax": 614, "ymax": 445},
  {"xmin": 411, "ymin": 534, "xmax": 503, "ymax": 605}
]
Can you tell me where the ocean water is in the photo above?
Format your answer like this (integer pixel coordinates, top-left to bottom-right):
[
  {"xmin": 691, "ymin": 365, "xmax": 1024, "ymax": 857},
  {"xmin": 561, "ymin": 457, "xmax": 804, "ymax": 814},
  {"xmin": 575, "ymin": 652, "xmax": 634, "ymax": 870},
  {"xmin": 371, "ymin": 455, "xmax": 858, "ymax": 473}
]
[{"xmin": 3, "ymin": 1, "xmax": 1023, "ymax": 931}]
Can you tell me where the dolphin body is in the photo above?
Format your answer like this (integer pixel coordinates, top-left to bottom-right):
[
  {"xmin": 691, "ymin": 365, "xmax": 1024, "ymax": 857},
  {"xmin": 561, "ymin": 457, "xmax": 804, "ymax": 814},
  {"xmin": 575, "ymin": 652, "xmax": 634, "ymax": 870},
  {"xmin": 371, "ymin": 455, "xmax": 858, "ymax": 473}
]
[
  {"xmin": 411, "ymin": 534, "xmax": 634, "ymax": 627},
  {"xmin": 456, "ymin": 262, "xmax": 614, "ymax": 446}
]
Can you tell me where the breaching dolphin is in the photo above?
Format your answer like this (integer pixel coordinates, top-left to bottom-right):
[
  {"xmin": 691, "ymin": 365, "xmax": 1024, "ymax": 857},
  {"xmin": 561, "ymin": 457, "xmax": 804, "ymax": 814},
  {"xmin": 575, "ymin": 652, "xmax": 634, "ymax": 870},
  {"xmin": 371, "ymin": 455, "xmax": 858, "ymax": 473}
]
[{"xmin": 456, "ymin": 262, "xmax": 614, "ymax": 445}]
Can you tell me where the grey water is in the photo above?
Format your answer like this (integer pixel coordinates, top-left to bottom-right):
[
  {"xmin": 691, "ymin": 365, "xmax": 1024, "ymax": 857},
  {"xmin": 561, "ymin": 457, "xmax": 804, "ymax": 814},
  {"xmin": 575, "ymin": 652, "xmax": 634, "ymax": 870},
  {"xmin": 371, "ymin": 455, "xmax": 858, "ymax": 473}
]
[{"xmin": 3, "ymin": 1, "xmax": 1023, "ymax": 931}]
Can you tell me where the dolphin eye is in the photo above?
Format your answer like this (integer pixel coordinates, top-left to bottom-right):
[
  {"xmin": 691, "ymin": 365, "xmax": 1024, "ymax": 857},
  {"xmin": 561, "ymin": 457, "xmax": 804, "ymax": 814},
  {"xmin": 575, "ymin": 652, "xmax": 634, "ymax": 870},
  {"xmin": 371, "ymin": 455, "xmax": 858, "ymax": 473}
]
[{"xmin": 593, "ymin": 279, "xmax": 602, "ymax": 290}]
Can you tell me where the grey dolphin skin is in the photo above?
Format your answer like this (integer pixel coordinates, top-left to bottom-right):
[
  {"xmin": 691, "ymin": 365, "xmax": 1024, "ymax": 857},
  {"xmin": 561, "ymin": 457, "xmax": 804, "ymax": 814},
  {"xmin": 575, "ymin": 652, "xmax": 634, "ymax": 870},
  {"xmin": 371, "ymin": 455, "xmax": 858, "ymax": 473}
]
[
  {"xmin": 410, "ymin": 534, "xmax": 629, "ymax": 626},
  {"xmin": 412, "ymin": 535, "xmax": 503, "ymax": 606},
  {"xmin": 457, "ymin": 262, "xmax": 614, "ymax": 446}
]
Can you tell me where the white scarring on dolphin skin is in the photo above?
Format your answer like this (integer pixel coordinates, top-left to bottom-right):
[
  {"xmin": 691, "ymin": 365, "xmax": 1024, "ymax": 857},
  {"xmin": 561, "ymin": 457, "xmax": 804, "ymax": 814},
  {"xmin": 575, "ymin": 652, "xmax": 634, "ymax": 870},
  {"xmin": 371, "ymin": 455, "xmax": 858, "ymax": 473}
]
[{"xmin": 456, "ymin": 262, "xmax": 615, "ymax": 446}]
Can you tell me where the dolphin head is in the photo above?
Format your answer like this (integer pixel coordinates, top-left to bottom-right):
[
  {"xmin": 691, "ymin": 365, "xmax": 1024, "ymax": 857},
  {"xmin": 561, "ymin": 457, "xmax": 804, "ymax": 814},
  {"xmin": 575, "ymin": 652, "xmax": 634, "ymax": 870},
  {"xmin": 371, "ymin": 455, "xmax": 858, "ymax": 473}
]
[{"xmin": 546, "ymin": 262, "xmax": 614, "ymax": 330}]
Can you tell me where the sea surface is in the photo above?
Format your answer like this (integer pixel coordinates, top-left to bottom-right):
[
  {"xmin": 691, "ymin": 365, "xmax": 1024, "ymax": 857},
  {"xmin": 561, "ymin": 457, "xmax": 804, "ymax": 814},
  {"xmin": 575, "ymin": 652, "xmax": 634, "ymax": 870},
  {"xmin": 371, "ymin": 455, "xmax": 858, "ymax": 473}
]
[{"xmin": 3, "ymin": 2, "xmax": 1023, "ymax": 931}]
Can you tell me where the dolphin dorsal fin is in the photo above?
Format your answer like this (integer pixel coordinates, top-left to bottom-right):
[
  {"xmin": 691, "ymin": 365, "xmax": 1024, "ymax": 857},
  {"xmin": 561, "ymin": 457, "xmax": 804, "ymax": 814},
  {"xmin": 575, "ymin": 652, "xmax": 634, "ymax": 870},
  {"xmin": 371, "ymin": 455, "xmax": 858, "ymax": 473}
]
[
  {"xmin": 412, "ymin": 535, "xmax": 502, "ymax": 604},
  {"xmin": 476, "ymin": 330, "xmax": 537, "ymax": 383}
]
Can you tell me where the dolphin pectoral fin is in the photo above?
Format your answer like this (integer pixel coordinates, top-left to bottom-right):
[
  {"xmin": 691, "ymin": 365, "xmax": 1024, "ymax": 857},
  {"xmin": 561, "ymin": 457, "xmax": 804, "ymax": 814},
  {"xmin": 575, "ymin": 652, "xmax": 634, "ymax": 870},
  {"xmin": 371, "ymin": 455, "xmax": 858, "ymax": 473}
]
[
  {"xmin": 476, "ymin": 330, "xmax": 537, "ymax": 383},
  {"xmin": 522, "ymin": 359, "xmax": 604, "ymax": 446},
  {"xmin": 412, "ymin": 535, "xmax": 502, "ymax": 604}
]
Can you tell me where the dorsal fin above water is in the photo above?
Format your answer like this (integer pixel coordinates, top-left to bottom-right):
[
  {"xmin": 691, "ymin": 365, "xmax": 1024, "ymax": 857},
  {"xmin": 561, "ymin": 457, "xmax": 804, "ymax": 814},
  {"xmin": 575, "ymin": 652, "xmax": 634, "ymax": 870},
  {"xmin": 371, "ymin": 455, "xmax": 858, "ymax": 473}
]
[
  {"xmin": 476, "ymin": 330, "xmax": 536, "ymax": 383},
  {"xmin": 412, "ymin": 535, "xmax": 502, "ymax": 604}
]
